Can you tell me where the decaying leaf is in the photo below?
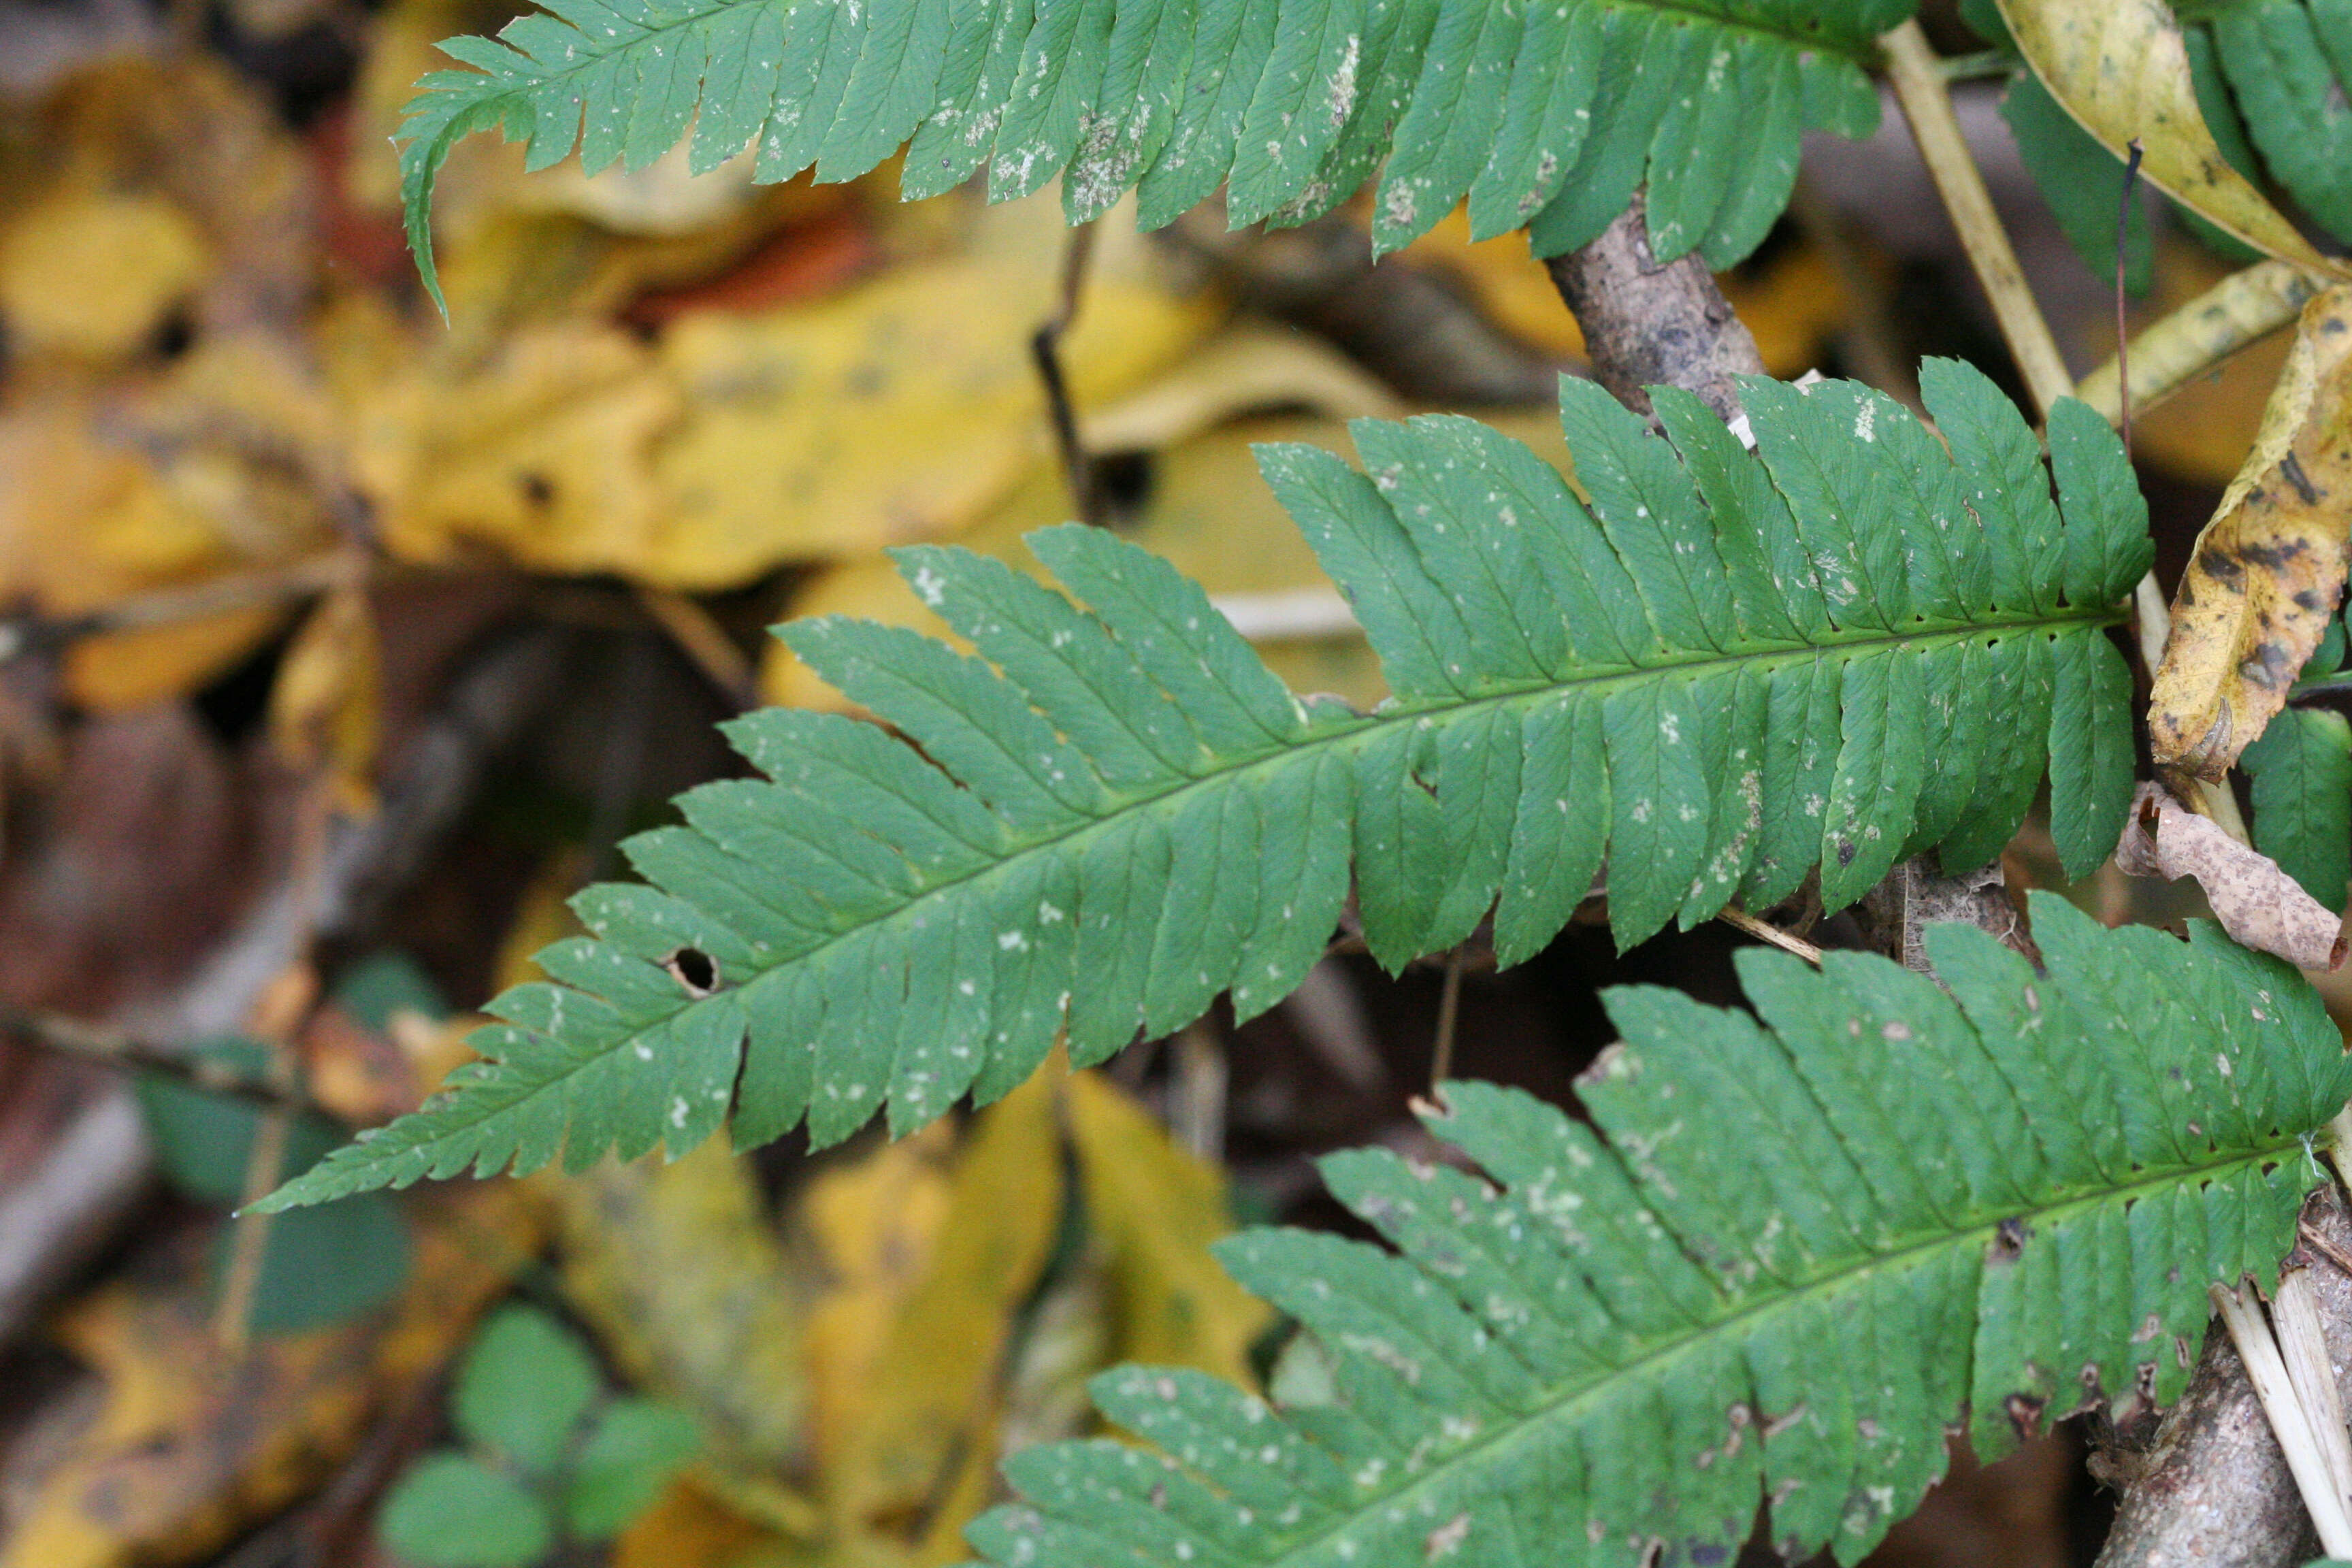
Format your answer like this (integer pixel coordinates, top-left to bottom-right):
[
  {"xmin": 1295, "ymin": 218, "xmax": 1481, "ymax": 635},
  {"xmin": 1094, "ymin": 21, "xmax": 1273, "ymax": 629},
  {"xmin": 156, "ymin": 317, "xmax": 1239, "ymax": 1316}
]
[
  {"xmin": 823, "ymin": 1066, "xmax": 1064, "ymax": 1536},
  {"xmin": 0, "ymin": 1188, "xmax": 538, "ymax": 1568},
  {"xmin": 0, "ymin": 190, "xmax": 210, "ymax": 359},
  {"xmin": 554, "ymin": 1141, "xmax": 815, "ymax": 1486},
  {"xmin": 267, "ymin": 581, "xmax": 380, "ymax": 811},
  {"xmin": 2115, "ymin": 782, "xmax": 2347, "ymax": 970},
  {"xmin": 2150, "ymin": 287, "xmax": 2352, "ymax": 777},
  {"xmin": 0, "ymin": 334, "xmax": 338, "ymax": 709},
  {"xmin": 1998, "ymin": 0, "xmax": 2343, "ymax": 276},
  {"xmin": 1064, "ymin": 1071, "xmax": 1271, "ymax": 1384},
  {"xmin": 648, "ymin": 204, "xmax": 1217, "ymax": 585}
]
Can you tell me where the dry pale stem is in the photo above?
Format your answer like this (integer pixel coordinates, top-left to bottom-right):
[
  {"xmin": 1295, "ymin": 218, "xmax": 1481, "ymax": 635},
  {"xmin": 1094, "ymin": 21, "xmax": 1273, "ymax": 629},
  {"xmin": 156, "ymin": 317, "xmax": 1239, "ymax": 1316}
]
[{"xmin": 1880, "ymin": 20, "xmax": 2074, "ymax": 418}]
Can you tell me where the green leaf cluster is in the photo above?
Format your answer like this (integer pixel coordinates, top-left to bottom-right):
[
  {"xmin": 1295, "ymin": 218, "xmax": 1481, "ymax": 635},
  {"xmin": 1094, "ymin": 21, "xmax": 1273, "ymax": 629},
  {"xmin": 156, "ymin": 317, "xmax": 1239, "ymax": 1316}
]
[
  {"xmin": 256, "ymin": 359, "xmax": 2151, "ymax": 1215},
  {"xmin": 378, "ymin": 1304, "xmax": 701, "ymax": 1568},
  {"xmin": 973, "ymin": 896, "xmax": 2352, "ymax": 1568},
  {"xmin": 393, "ymin": 0, "xmax": 1914, "ymax": 305}
]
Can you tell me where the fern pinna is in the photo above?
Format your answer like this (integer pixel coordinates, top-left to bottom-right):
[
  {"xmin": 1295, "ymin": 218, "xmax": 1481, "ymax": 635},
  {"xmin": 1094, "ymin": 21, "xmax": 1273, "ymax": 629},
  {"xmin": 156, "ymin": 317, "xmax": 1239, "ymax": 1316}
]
[
  {"xmin": 256, "ymin": 359, "xmax": 2148, "ymax": 1212},
  {"xmin": 968, "ymin": 897, "xmax": 2352, "ymax": 1568},
  {"xmin": 395, "ymin": 0, "xmax": 1910, "ymax": 303}
]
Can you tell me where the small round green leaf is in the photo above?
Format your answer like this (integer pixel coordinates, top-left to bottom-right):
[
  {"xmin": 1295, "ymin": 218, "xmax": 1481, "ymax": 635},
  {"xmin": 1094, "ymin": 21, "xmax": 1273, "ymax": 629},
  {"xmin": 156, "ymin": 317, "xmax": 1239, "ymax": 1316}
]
[
  {"xmin": 561, "ymin": 1399, "xmax": 701, "ymax": 1540},
  {"xmin": 453, "ymin": 1305, "xmax": 599, "ymax": 1473},
  {"xmin": 378, "ymin": 1452, "xmax": 552, "ymax": 1568}
]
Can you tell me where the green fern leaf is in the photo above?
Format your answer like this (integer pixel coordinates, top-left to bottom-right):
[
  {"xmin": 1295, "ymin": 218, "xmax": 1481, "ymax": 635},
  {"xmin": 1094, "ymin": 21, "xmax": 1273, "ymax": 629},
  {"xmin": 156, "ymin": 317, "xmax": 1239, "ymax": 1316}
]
[
  {"xmin": 970, "ymin": 895, "xmax": 2352, "ymax": 1568},
  {"xmin": 2198, "ymin": 0, "xmax": 2352, "ymax": 246},
  {"xmin": 252, "ymin": 360, "xmax": 2149, "ymax": 1214},
  {"xmin": 393, "ymin": 0, "xmax": 1916, "ymax": 308}
]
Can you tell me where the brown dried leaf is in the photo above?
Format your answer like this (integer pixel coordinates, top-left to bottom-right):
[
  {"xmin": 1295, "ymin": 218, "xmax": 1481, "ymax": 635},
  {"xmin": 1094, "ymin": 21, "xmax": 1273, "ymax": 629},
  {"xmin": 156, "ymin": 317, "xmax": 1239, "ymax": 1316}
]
[
  {"xmin": 2149, "ymin": 289, "xmax": 2352, "ymax": 778},
  {"xmin": 2115, "ymin": 783, "xmax": 2347, "ymax": 970}
]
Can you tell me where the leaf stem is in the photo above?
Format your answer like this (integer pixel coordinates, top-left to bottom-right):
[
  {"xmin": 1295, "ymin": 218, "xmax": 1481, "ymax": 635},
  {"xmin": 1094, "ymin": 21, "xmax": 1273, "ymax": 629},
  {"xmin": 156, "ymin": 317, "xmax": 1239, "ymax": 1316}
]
[
  {"xmin": 1717, "ymin": 906, "xmax": 1824, "ymax": 964},
  {"xmin": 1881, "ymin": 20, "xmax": 2075, "ymax": 420}
]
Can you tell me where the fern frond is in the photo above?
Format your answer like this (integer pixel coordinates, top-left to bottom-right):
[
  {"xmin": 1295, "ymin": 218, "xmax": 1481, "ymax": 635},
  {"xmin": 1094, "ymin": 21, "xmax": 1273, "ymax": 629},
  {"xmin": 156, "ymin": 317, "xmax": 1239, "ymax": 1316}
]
[
  {"xmin": 253, "ymin": 361, "xmax": 2149, "ymax": 1213},
  {"xmin": 970, "ymin": 895, "xmax": 2352, "ymax": 1568},
  {"xmin": 393, "ymin": 0, "xmax": 1913, "ymax": 306}
]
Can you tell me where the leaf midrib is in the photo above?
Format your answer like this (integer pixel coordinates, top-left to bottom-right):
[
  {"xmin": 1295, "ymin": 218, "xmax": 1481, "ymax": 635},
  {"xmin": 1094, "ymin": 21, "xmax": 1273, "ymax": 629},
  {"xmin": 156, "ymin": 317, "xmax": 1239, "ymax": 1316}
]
[
  {"xmin": 402, "ymin": 599, "xmax": 2123, "ymax": 1180},
  {"xmin": 1245, "ymin": 1140, "xmax": 2299, "ymax": 1567}
]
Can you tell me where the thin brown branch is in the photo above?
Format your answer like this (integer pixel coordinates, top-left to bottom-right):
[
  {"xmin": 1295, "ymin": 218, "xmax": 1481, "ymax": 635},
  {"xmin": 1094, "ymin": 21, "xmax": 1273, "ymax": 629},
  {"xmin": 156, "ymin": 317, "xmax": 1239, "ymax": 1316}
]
[
  {"xmin": 0, "ymin": 553, "xmax": 359, "ymax": 668},
  {"xmin": 0, "ymin": 1000, "xmax": 311, "ymax": 1112}
]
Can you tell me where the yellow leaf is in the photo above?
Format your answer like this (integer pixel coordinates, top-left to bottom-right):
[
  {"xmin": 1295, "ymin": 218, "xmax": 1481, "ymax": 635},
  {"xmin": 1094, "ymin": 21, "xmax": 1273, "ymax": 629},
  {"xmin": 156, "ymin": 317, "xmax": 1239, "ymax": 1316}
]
[
  {"xmin": 0, "ymin": 191, "xmax": 210, "ymax": 359},
  {"xmin": 1064, "ymin": 1071, "xmax": 1272, "ymax": 1385},
  {"xmin": 649, "ymin": 199, "xmax": 1218, "ymax": 585},
  {"xmin": 611, "ymin": 1477, "xmax": 782, "ymax": 1568},
  {"xmin": 800, "ymin": 1122, "xmax": 956, "ymax": 1482},
  {"xmin": 2149, "ymin": 287, "xmax": 2352, "ymax": 778},
  {"xmin": 554, "ymin": 1141, "xmax": 817, "ymax": 1486},
  {"xmin": 267, "ymin": 583, "xmax": 380, "ymax": 809},
  {"xmin": 349, "ymin": 323, "xmax": 685, "ymax": 576},
  {"xmin": 1999, "ymin": 0, "xmax": 2345, "ymax": 277},
  {"xmin": 0, "ymin": 335, "xmax": 337, "ymax": 709},
  {"xmin": 826, "ymin": 1066, "xmax": 1065, "ymax": 1534}
]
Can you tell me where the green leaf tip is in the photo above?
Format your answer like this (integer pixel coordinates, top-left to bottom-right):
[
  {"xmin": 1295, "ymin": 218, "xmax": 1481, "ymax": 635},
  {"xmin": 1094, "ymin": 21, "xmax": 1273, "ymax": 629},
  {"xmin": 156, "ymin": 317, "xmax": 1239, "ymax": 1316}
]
[
  {"xmin": 975, "ymin": 892, "xmax": 2351, "ymax": 1568},
  {"xmin": 257, "ymin": 361, "xmax": 2149, "ymax": 1214}
]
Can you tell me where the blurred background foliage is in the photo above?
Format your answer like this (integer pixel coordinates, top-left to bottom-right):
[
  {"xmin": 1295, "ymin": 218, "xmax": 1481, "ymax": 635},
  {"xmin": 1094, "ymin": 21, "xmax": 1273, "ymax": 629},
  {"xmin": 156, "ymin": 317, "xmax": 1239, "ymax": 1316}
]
[{"xmin": 0, "ymin": 1, "xmax": 2312, "ymax": 1565}]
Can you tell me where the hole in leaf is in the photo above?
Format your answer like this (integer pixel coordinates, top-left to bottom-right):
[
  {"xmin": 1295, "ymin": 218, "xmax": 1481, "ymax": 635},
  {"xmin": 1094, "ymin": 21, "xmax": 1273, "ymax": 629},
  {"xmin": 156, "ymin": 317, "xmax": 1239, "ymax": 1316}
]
[{"xmin": 664, "ymin": 947, "xmax": 719, "ymax": 997}]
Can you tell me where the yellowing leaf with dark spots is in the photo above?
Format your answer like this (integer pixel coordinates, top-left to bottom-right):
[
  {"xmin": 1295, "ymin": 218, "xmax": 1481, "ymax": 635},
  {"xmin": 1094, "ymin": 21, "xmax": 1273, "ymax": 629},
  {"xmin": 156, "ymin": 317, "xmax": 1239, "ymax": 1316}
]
[
  {"xmin": 1999, "ymin": 0, "xmax": 2345, "ymax": 276},
  {"xmin": 2150, "ymin": 287, "xmax": 2352, "ymax": 778},
  {"xmin": 649, "ymin": 203, "xmax": 1216, "ymax": 584}
]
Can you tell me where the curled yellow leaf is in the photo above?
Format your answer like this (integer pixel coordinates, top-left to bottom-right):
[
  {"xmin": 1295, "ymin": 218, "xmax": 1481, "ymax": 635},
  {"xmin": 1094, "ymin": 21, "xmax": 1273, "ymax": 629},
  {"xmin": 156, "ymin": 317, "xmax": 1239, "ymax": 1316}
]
[
  {"xmin": 1997, "ymin": 0, "xmax": 2344, "ymax": 278},
  {"xmin": 2150, "ymin": 287, "xmax": 2352, "ymax": 777}
]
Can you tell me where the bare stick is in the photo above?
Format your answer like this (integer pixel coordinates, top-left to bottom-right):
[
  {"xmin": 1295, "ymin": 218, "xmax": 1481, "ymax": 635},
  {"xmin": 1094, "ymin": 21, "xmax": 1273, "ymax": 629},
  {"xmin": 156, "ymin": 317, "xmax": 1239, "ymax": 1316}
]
[
  {"xmin": 2097, "ymin": 1186, "xmax": 2352, "ymax": 1568},
  {"xmin": 0, "ymin": 1000, "xmax": 310, "ymax": 1111},
  {"xmin": 2117, "ymin": 140, "xmax": 2144, "ymax": 461},
  {"xmin": 634, "ymin": 585, "xmax": 755, "ymax": 711},
  {"xmin": 1717, "ymin": 906, "xmax": 1825, "ymax": 964},
  {"xmin": 1880, "ymin": 20, "xmax": 2074, "ymax": 419},
  {"xmin": 1428, "ymin": 947, "xmax": 1466, "ymax": 1092},
  {"xmin": 0, "ymin": 553, "xmax": 358, "ymax": 668},
  {"xmin": 1032, "ymin": 220, "xmax": 1103, "ymax": 526}
]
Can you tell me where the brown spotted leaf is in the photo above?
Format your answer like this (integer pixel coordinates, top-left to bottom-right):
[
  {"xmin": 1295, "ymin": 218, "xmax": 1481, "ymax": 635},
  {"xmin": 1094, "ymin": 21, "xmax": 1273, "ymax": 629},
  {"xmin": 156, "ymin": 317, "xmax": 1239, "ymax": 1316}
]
[
  {"xmin": 2151, "ymin": 287, "xmax": 2352, "ymax": 779},
  {"xmin": 2116, "ymin": 783, "xmax": 2347, "ymax": 970}
]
